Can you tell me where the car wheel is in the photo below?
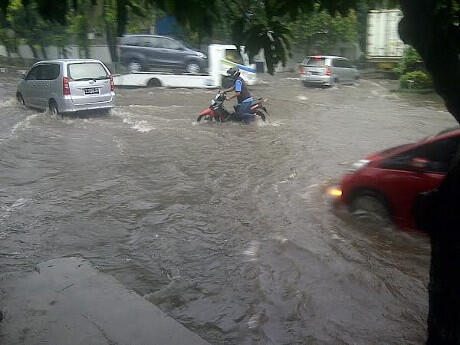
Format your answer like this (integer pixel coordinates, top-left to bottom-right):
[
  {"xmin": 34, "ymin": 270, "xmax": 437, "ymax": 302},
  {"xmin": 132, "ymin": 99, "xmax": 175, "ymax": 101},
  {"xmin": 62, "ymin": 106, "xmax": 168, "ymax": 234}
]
[
  {"xmin": 17, "ymin": 93, "xmax": 25, "ymax": 106},
  {"xmin": 147, "ymin": 78, "xmax": 162, "ymax": 87},
  {"xmin": 349, "ymin": 191, "xmax": 390, "ymax": 225},
  {"xmin": 185, "ymin": 62, "xmax": 201, "ymax": 74},
  {"xmin": 49, "ymin": 100, "xmax": 59, "ymax": 116},
  {"xmin": 128, "ymin": 60, "xmax": 142, "ymax": 73}
]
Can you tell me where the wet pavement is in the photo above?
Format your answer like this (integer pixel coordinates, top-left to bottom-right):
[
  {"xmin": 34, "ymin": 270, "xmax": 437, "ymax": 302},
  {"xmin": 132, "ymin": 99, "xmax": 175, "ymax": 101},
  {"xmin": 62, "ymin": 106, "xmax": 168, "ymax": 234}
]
[{"xmin": 0, "ymin": 72, "xmax": 457, "ymax": 345}]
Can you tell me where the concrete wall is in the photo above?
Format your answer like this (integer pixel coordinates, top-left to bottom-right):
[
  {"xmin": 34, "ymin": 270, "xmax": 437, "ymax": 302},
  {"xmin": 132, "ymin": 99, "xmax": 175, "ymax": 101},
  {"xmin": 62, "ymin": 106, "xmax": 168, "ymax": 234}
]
[
  {"xmin": 1, "ymin": 41, "xmax": 361, "ymax": 73},
  {"xmin": 0, "ymin": 44, "xmax": 113, "ymax": 64}
]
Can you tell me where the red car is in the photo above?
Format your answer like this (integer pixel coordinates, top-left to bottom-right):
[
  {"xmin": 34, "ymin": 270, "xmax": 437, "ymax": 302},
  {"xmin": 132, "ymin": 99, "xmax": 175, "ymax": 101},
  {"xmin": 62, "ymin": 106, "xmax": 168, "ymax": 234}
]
[{"xmin": 329, "ymin": 127, "xmax": 460, "ymax": 231}]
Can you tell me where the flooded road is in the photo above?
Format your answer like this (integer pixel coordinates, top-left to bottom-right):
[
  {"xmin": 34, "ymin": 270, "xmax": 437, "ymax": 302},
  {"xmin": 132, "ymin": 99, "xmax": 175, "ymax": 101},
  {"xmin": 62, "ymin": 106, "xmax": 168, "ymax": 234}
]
[{"xmin": 0, "ymin": 73, "xmax": 456, "ymax": 345}]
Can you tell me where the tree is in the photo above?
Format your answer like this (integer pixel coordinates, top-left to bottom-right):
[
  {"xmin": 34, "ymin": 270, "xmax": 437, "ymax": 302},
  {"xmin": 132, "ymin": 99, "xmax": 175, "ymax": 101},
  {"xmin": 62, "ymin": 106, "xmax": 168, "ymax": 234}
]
[
  {"xmin": 8, "ymin": 0, "xmax": 54, "ymax": 59},
  {"xmin": 218, "ymin": 0, "xmax": 294, "ymax": 74},
  {"xmin": 290, "ymin": 5, "xmax": 358, "ymax": 56}
]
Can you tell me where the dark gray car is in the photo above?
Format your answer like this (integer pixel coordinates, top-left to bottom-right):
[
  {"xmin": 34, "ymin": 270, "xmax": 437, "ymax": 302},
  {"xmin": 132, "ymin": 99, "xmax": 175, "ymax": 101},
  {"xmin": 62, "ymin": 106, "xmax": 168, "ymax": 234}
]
[{"xmin": 119, "ymin": 35, "xmax": 207, "ymax": 74}]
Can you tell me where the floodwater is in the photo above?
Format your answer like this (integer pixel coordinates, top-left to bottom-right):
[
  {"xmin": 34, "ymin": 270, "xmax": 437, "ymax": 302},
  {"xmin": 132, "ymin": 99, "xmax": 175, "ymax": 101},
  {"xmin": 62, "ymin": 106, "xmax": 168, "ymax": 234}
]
[{"xmin": 0, "ymin": 73, "xmax": 456, "ymax": 345}]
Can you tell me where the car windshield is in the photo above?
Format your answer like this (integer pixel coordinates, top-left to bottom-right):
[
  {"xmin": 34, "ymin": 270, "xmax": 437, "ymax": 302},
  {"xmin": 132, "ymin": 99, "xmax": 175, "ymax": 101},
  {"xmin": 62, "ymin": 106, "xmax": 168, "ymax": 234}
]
[
  {"xmin": 68, "ymin": 63, "xmax": 109, "ymax": 80},
  {"xmin": 304, "ymin": 57, "xmax": 326, "ymax": 67},
  {"xmin": 225, "ymin": 49, "xmax": 244, "ymax": 65}
]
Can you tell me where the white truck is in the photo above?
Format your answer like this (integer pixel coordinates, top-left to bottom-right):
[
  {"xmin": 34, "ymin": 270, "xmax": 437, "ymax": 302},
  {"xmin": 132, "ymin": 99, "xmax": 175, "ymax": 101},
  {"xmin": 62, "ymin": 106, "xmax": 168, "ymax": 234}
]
[
  {"xmin": 113, "ymin": 44, "xmax": 257, "ymax": 88},
  {"xmin": 367, "ymin": 9, "xmax": 406, "ymax": 71}
]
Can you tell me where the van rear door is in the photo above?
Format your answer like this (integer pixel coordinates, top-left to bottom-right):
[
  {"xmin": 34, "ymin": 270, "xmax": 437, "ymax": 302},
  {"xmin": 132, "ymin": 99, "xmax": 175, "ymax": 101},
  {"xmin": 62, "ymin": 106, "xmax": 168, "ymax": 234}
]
[
  {"xmin": 67, "ymin": 62, "xmax": 113, "ymax": 106},
  {"xmin": 304, "ymin": 56, "xmax": 327, "ymax": 76}
]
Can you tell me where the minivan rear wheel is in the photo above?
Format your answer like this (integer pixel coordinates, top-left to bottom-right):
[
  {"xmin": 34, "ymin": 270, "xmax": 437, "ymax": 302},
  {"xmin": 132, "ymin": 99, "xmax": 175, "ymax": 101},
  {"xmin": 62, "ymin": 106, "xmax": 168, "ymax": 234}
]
[
  {"xmin": 17, "ymin": 93, "xmax": 25, "ymax": 106},
  {"xmin": 49, "ymin": 100, "xmax": 59, "ymax": 116}
]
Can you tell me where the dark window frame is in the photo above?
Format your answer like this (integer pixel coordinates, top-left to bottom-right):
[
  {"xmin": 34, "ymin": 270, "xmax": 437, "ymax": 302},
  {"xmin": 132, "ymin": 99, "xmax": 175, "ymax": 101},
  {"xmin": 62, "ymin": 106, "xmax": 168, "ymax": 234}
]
[{"xmin": 381, "ymin": 137, "xmax": 460, "ymax": 174}]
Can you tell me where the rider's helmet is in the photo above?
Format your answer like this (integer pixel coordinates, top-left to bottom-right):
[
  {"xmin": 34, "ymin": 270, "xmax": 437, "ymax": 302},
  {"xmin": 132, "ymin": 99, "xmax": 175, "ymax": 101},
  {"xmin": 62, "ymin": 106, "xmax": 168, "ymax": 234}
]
[{"xmin": 227, "ymin": 67, "xmax": 240, "ymax": 79}]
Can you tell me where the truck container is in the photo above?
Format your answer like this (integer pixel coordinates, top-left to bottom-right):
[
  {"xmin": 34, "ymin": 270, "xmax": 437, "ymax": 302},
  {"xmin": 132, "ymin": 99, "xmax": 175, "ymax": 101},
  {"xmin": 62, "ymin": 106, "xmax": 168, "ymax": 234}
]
[{"xmin": 367, "ymin": 9, "xmax": 405, "ymax": 71}]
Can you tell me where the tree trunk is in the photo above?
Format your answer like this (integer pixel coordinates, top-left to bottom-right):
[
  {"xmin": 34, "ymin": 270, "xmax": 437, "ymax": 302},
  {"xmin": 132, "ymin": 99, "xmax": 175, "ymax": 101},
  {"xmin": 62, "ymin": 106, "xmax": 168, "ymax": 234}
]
[
  {"xmin": 28, "ymin": 44, "xmax": 38, "ymax": 59},
  {"xmin": 105, "ymin": 23, "xmax": 118, "ymax": 65},
  {"xmin": 399, "ymin": 0, "xmax": 460, "ymax": 344},
  {"xmin": 3, "ymin": 43, "xmax": 10, "ymax": 58},
  {"xmin": 60, "ymin": 46, "xmax": 68, "ymax": 59},
  {"xmin": 116, "ymin": 0, "xmax": 128, "ymax": 37},
  {"xmin": 103, "ymin": 0, "xmax": 118, "ymax": 67},
  {"xmin": 40, "ymin": 45, "xmax": 48, "ymax": 59}
]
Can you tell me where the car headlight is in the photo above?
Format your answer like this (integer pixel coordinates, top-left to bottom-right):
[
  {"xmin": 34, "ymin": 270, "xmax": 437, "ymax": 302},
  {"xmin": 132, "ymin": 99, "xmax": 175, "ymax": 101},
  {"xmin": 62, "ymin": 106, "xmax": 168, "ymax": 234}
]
[
  {"xmin": 350, "ymin": 159, "xmax": 370, "ymax": 172},
  {"xmin": 196, "ymin": 52, "xmax": 206, "ymax": 59}
]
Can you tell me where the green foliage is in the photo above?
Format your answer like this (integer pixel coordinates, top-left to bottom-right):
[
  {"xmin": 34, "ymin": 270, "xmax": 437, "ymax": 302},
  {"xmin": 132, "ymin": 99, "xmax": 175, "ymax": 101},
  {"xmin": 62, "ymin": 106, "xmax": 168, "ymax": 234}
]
[
  {"xmin": 222, "ymin": 0, "xmax": 296, "ymax": 74},
  {"xmin": 400, "ymin": 70, "xmax": 433, "ymax": 89},
  {"xmin": 290, "ymin": 5, "xmax": 358, "ymax": 55},
  {"xmin": 0, "ymin": 27, "xmax": 15, "ymax": 54},
  {"xmin": 125, "ymin": 3, "xmax": 158, "ymax": 34},
  {"xmin": 394, "ymin": 46, "xmax": 423, "ymax": 76},
  {"xmin": 395, "ymin": 46, "xmax": 431, "ymax": 90},
  {"xmin": 69, "ymin": 13, "xmax": 90, "ymax": 57},
  {"xmin": 0, "ymin": 0, "xmax": 401, "ymax": 73},
  {"xmin": 7, "ymin": 1, "xmax": 56, "ymax": 57},
  {"xmin": 232, "ymin": 19, "xmax": 292, "ymax": 75}
]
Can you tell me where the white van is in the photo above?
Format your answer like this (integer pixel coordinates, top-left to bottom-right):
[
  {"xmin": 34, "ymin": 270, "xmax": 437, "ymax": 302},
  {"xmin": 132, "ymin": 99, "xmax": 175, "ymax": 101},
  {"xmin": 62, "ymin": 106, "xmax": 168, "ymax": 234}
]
[
  {"xmin": 299, "ymin": 56, "xmax": 359, "ymax": 86},
  {"xmin": 17, "ymin": 59, "xmax": 115, "ymax": 115}
]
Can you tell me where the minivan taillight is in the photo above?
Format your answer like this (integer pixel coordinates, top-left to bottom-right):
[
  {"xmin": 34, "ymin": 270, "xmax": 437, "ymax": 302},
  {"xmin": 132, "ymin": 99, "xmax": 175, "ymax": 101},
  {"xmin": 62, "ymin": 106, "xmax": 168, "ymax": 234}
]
[
  {"xmin": 63, "ymin": 77, "xmax": 71, "ymax": 95},
  {"xmin": 325, "ymin": 65, "xmax": 331, "ymax": 76},
  {"xmin": 109, "ymin": 75, "xmax": 114, "ymax": 91},
  {"xmin": 299, "ymin": 65, "xmax": 306, "ymax": 74}
]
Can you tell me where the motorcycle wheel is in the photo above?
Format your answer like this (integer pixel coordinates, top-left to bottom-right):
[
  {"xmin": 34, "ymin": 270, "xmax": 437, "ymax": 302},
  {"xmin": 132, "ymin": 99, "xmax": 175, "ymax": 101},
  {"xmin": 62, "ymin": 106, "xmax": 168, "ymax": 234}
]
[
  {"xmin": 197, "ymin": 115, "xmax": 213, "ymax": 122},
  {"xmin": 255, "ymin": 110, "xmax": 267, "ymax": 121}
]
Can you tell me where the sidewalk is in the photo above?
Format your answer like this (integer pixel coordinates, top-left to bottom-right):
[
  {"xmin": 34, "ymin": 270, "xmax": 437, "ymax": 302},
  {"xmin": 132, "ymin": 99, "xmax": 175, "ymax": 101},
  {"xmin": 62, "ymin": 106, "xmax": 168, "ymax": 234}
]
[{"xmin": 0, "ymin": 257, "xmax": 211, "ymax": 345}]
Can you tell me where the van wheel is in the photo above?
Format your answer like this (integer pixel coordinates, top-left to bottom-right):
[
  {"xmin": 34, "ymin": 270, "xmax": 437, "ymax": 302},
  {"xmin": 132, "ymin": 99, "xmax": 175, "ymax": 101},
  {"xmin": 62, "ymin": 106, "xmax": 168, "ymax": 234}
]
[
  {"xmin": 147, "ymin": 78, "xmax": 162, "ymax": 87},
  {"xmin": 349, "ymin": 190, "xmax": 390, "ymax": 225},
  {"xmin": 185, "ymin": 62, "xmax": 201, "ymax": 74},
  {"xmin": 128, "ymin": 60, "xmax": 142, "ymax": 73},
  {"xmin": 49, "ymin": 100, "xmax": 59, "ymax": 116},
  {"xmin": 17, "ymin": 93, "xmax": 25, "ymax": 106}
]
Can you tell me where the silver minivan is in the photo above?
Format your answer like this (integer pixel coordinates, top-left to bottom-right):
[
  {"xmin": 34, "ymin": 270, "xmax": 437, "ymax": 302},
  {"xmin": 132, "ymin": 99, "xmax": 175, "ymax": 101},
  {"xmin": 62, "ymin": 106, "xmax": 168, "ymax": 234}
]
[
  {"xmin": 299, "ymin": 56, "xmax": 359, "ymax": 86},
  {"xmin": 17, "ymin": 59, "xmax": 115, "ymax": 114}
]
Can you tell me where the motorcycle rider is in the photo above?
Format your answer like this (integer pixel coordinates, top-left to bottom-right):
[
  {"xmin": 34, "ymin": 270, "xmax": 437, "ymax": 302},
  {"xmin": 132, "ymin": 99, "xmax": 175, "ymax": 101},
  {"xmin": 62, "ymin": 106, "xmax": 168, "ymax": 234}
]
[{"xmin": 222, "ymin": 67, "xmax": 255, "ymax": 123}]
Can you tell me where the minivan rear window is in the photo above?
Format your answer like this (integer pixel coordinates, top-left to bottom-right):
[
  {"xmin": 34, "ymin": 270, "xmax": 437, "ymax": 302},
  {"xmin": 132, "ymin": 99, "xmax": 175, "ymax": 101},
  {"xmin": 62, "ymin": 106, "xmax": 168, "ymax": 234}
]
[
  {"xmin": 68, "ymin": 63, "xmax": 108, "ymax": 80},
  {"xmin": 304, "ymin": 57, "xmax": 326, "ymax": 67}
]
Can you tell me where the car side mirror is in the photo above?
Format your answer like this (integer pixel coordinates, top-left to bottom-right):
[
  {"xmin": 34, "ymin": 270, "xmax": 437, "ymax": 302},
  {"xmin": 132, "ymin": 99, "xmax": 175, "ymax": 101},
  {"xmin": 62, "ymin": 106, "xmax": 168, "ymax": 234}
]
[
  {"xmin": 19, "ymin": 72, "xmax": 26, "ymax": 79},
  {"xmin": 411, "ymin": 157, "xmax": 429, "ymax": 172}
]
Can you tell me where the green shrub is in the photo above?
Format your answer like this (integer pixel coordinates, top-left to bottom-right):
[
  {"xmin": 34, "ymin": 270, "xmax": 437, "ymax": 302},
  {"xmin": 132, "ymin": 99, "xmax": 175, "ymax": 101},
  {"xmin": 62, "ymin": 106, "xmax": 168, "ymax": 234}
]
[
  {"xmin": 400, "ymin": 70, "xmax": 433, "ymax": 89},
  {"xmin": 394, "ymin": 46, "xmax": 423, "ymax": 77}
]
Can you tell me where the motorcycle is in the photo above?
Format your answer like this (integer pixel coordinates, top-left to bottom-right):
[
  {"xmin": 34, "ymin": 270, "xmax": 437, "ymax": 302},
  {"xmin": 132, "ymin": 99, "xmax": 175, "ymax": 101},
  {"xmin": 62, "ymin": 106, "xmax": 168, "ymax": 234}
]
[{"xmin": 197, "ymin": 91, "xmax": 269, "ymax": 123}]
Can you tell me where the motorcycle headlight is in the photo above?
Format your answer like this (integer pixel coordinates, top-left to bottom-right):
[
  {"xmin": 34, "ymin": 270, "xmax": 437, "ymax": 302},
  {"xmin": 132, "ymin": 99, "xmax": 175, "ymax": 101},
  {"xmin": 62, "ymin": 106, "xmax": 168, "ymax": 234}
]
[
  {"xmin": 349, "ymin": 159, "xmax": 370, "ymax": 172},
  {"xmin": 211, "ymin": 99, "xmax": 216, "ymax": 105}
]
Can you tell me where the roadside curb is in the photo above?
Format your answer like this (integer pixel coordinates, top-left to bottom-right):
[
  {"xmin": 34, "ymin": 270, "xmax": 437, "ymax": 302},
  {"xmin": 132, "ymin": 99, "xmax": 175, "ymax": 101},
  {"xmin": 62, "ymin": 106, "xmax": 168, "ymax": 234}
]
[{"xmin": 0, "ymin": 257, "xmax": 211, "ymax": 345}]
